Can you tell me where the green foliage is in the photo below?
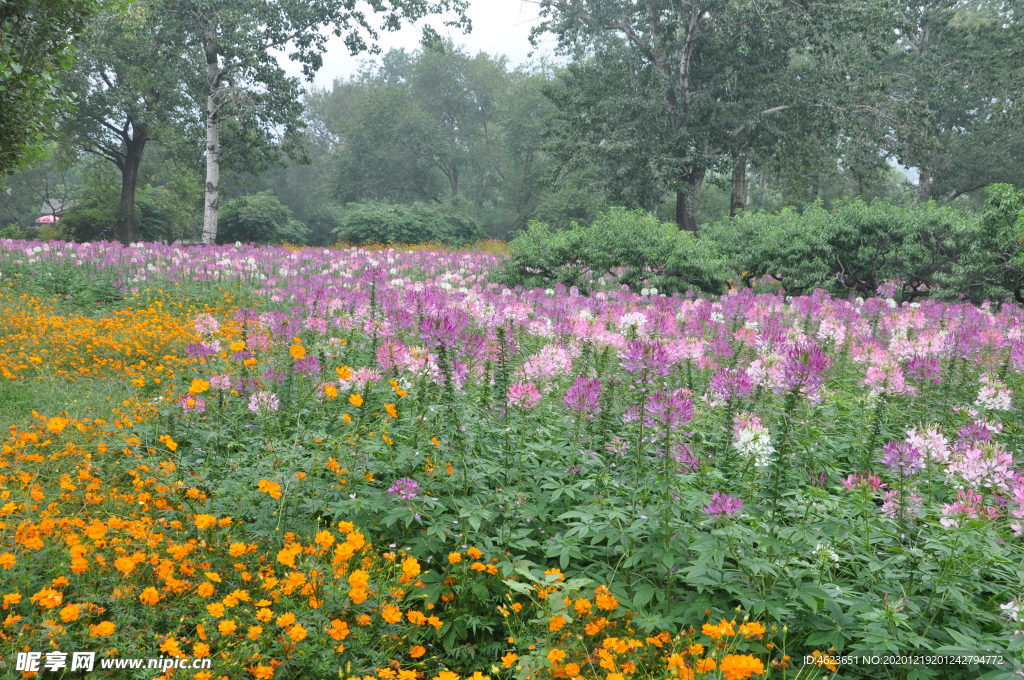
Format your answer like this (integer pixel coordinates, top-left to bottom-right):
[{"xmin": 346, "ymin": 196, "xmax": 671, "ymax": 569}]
[
  {"xmin": 0, "ymin": 0, "xmax": 102, "ymax": 174},
  {"xmin": 0, "ymin": 225, "xmax": 26, "ymax": 239},
  {"xmin": 941, "ymin": 183, "xmax": 1024, "ymax": 303},
  {"xmin": 217, "ymin": 191, "xmax": 309, "ymax": 245},
  {"xmin": 332, "ymin": 201, "xmax": 483, "ymax": 246},
  {"xmin": 62, "ymin": 170, "xmax": 196, "ymax": 243},
  {"xmin": 309, "ymin": 44, "xmax": 555, "ymax": 238},
  {"xmin": 495, "ymin": 207, "xmax": 727, "ymax": 295},
  {"xmin": 706, "ymin": 200, "xmax": 976, "ymax": 300},
  {"xmin": 302, "ymin": 205, "xmax": 343, "ymax": 247},
  {"xmin": 61, "ymin": 179, "xmax": 118, "ymax": 242}
]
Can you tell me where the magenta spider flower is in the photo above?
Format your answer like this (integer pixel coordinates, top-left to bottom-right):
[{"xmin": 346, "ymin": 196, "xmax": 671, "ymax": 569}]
[
  {"xmin": 881, "ymin": 441, "xmax": 924, "ymax": 477},
  {"xmin": 564, "ymin": 377, "xmax": 602, "ymax": 413},
  {"xmin": 507, "ymin": 381, "xmax": 541, "ymax": 408},
  {"xmin": 703, "ymin": 493, "xmax": 743, "ymax": 517},
  {"xmin": 388, "ymin": 477, "xmax": 420, "ymax": 501},
  {"xmin": 643, "ymin": 389, "xmax": 693, "ymax": 430}
]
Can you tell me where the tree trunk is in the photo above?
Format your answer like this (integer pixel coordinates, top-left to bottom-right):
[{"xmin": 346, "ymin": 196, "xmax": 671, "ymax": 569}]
[
  {"xmin": 114, "ymin": 125, "xmax": 146, "ymax": 245},
  {"xmin": 916, "ymin": 169, "xmax": 931, "ymax": 202},
  {"xmin": 730, "ymin": 157, "xmax": 746, "ymax": 217},
  {"xmin": 201, "ymin": 92, "xmax": 221, "ymax": 244},
  {"xmin": 201, "ymin": 35, "xmax": 222, "ymax": 245},
  {"xmin": 675, "ymin": 172, "xmax": 704, "ymax": 233}
]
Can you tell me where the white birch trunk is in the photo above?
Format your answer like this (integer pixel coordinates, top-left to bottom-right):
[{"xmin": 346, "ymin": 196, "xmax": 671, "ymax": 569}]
[{"xmin": 201, "ymin": 52, "xmax": 221, "ymax": 244}]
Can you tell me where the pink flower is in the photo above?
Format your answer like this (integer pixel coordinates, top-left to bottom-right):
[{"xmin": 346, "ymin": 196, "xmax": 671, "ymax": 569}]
[
  {"xmin": 180, "ymin": 395, "xmax": 206, "ymax": 414},
  {"xmin": 507, "ymin": 381, "xmax": 541, "ymax": 408},
  {"xmin": 703, "ymin": 493, "xmax": 743, "ymax": 517},
  {"xmin": 940, "ymin": 489, "xmax": 1001, "ymax": 527},
  {"xmin": 881, "ymin": 489, "xmax": 923, "ymax": 519},
  {"xmin": 841, "ymin": 471, "xmax": 887, "ymax": 492},
  {"xmin": 946, "ymin": 443, "xmax": 1014, "ymax": 491},
  {"xmin": 248, "ymin": 390, "xmax": 280, "ymax": 413},
  {"xmin": 521, "ymin": 345, "xmax": 573, "ymax": 381},
  {"xmin": 193, "ymin": 313, "xmax": 219, "ymax": 336}
]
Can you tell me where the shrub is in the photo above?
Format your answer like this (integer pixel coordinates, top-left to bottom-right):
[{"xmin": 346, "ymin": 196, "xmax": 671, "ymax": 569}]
[
  {"xmin": 62, "ymin": 179, "xmax": 197, "ymax": 243},
  {"xmin": 332, "ymin": 201, "xmax": 483, "ymax": 246},
  {"xmin": 0, "ymin": 225, "xmax": 26, "ymax": 239},
  {"xmin": 302, "ymin": 206, "xmax": 343, "ymax": 247},
  {"xmin": 939, "ymin": 184, "xmax": 1024, "ymax": 303},
  {"xmin": 495, "ymin": 207, "xmax": 727, "ymax": 295},
  {"xmin": 705, "ymin": 199, "xmax": 974, "ymax": 300},
  {"xmin": 217, "ymin": 191, "xmax": 309, "ymax": 245}
]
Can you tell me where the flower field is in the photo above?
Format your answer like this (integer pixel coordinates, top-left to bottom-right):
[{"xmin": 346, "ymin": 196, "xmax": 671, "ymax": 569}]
[{"xmin": 1, "ymin": 240, "xmax": 1023, "ymax": 680}]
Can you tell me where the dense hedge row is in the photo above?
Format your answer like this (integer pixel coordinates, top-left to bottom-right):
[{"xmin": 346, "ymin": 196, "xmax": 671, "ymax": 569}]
[{"xmin": 497, "ymin": 185, "xmax": 1024, "ymax": 303}]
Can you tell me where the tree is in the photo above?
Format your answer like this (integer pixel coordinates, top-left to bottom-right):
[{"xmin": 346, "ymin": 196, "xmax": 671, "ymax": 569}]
[
  {"xmin": 0, "ymin": 0, "xmax": 102, "ymax": 174},
  {"xmin": 312, "ymin": 44, "xmax": 555, "ymax": 236},
  {"xmin": 217, "ymin": 191, "xmax": 308, "ymax": 244},
  {"xmin": 326, "ymin": 82, "xmax": 447, "ymax": 204},
  {"xmin": 0, "ymin": 147, "xmax": 78, "ymax": 230},
  {"xmin": 536, "ymin": 0, "xmax": 886, "ymax": 231},
  {"xmin": 882, "ymin": 0, "xmax": 1023, "ymax": 201},
  {"xmin": 61, "ymin": 1, "xmax": 196, "ymax": 243},
  {"xmin": 154, "ymin": 0, "xmax": 469, "ymax": 245}
]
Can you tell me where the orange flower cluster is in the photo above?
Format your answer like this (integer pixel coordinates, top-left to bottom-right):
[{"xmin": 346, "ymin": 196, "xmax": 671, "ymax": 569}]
[
  {"xmin": 0, "ymin": 289, "xmax": 230, "ymax": 384},
  {"xmin": 0, "ymin": 399, "xmax": 454, "ymax": 678},
  {"xmin": 494, "ymin": 575, "xmax": 805, "ymax": 680}
]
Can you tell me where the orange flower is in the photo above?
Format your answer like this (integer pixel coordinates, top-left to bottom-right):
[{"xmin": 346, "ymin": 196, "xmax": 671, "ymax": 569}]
[
  {"xmin": 189, "ymin": 378, "xmax": 210, "ymax": 394},
  {"xmin": 594, "ymin": 585, "xmax": 618, "ymax": 611},
  {"xmin": 289, "ymin": 344, "xmax": 306, "ymax": 360},
  {"xmin": 249, "ymin": 666, "xmax": 275, "ymax": 679},
  {"xmin": 218, "ymin": 619, "xmax": 237, "ymax": 636},
  {"xmin": 448, "ymin": 552, "xmax": 462, "ymax": 564},
  {"xmin": 739, "ymin": 621, "xmax": 766, "ymax": 639},
  {"xmin": 59, "ymin": 604, "xmax": 80, "ymax": 622},
  {"xmin": 158, "ymin": 434, "xmax": 178, "ymax": 451},
  {"xmin": 547, "ymin": 648, "xmax": 566, "ymax": 664},
  {"xmin": 549, "ymin": 615, "xmax": 567, "ymax": 632},
  {"xmin": 409, "ymin": 645, "xmax": 426, "ymax": 659},
  {"xmin": 287, "ymin": 623, "xmax": 307, "ymax": 642},
  {"xmin": 327, "ymin": 619, "xmax": 350, "ymax": 641},
  {"xmin": 89, "ymin": 621, "xmax": 115, "ymax": 637},
  {"xmin": 0, "ymin": 553, "xmax": 14, "ymax": 569},
  {"xmin": 139, "ymin": 587, "xmax": 160, "ymax": 605},
  {"xmin": 194, "ymin": 514, "xmax": 217, "ymax": 530},
  {"xmin": 381, "ymin": 604, "xmax": 403, "ymax": 624},
  {"xmin": 29, "ymin": 588, "xmax": 62, "ymax": 609},
  {"xmin": 384, "ymin": 403, "xmax": 398, "ymax": 418},
  {"xmin": 258, "ymin": 479, "xmax": 283, "ymax": 500},
  {"xmin": 349, "ymin": 393, "xmax": 364, "ymax": 408},
  {"xmin": 501, "ymin": 652, "xmax": 518, "ymax": 668},
  {"xmin": 696, "ymin": 658, "xmax": 716, "ymax": 672},
  {"xmin": 718, "ymin": 654, "xmax": 765, "ymax": 680}
]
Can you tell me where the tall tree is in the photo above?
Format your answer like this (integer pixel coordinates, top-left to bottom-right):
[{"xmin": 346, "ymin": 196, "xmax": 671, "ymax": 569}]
[
  {"xmin": 882, "ymin": 0, "xmax": 1023, "ymax": 201},
  {"xmin": 0, "ymin": 0, "xmax": 102, "ymax": 174},
  {"xmin": 536, "ymin": 0, "xmax": 885, "ymax": 231},
  {"xmin": 156, "ymin": 0, "xmax": 469, "ymax": 244},
  {"xmin": 61, "ymin": 2, "xmax": 194, "ymax": 243}
]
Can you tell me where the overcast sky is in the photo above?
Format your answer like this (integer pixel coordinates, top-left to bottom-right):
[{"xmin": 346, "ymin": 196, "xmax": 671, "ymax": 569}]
[{"xmin": 280, "ymin": 0, "xmax": 560, "ymax": 90}]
